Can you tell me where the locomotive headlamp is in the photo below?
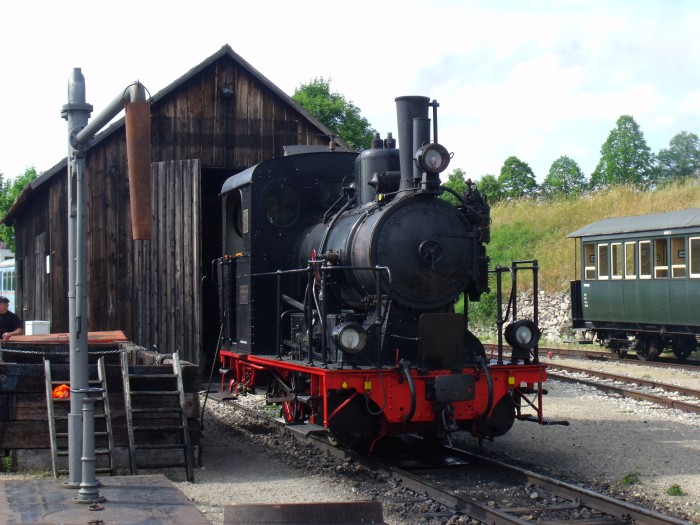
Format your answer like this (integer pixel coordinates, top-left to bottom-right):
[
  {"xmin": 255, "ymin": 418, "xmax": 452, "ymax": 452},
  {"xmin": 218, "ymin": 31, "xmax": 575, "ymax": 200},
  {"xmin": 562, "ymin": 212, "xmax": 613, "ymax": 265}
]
[
  {"xmin": 415, "ymin": 143, "xmax": 451, "ymax": 174},
  {"xmin": 504, "ymin": 319, "xmax": 541, "ymax": 351},
  {"xmin": 332, "ymin": 322, "xmax": 367, "ymax": 354}
]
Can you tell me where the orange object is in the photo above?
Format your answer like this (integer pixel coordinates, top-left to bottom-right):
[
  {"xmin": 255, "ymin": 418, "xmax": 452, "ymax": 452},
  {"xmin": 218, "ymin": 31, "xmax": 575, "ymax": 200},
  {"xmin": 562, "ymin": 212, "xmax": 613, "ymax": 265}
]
[{"xmin": 52, "ymin": 384, "xmax": 70, "ymax": 399}]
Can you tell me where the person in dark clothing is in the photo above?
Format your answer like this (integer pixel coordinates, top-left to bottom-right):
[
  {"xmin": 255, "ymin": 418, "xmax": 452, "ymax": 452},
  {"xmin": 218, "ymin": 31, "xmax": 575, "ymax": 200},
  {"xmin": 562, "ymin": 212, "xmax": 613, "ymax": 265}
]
[{"xmin": 0, "ymin": 296, "xmax": 23, "ymax": 340}]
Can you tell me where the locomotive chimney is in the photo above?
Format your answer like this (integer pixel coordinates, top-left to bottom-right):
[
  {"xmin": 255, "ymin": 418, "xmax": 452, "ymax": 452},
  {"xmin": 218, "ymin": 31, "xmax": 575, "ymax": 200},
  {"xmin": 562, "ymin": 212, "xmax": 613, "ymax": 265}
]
[{"xmin": 395, "ymin": 96, "xmax": 430, "ymax": 192}]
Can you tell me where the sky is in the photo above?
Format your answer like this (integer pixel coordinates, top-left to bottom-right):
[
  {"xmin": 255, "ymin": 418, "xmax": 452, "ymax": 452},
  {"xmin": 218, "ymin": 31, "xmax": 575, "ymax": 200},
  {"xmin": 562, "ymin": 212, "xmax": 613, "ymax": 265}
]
[{"xmin": 2, "ymin": 0, "xmax": 699, "ymax": 183}]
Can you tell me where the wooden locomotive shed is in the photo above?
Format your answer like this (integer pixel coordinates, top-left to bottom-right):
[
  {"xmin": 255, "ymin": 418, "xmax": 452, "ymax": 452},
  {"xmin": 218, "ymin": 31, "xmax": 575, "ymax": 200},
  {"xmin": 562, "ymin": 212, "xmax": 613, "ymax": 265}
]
[
  {"xmin": 0, "ymin": 332, "xmax": 201, "ymax": 475},
  {"xmin": 1, "ymin": 44, "xmax": 349, "ymax": 368}
]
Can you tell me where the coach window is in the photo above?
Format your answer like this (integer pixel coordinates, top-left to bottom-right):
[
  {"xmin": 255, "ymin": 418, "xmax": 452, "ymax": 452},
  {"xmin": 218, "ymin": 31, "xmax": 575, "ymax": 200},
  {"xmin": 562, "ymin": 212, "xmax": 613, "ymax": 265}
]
[
  {"xmin": 624, "ymin": 242, "xmax": 636, "ymax": 279},
  {"xmin": 611, "ymin": 243, "xmax": 622, "ymax": 279},
  {"xmin": 690, "ymin": 237, "xmax": 700, "ymax": 278},
  {"xmin": 584, "ymin": 243, "xmax": 596, "ymax": 280},
  {"xmin": 671, "ymin": 237, "xmax": 686, "ymax": 278},
  {"xmin": 639, "ymin": 241, "xmax": 651, "ymax": 279},
  {"xmin": 598, "ymin": 244, "xmax": 609, "ymax": 280},
  {"xmin": 654, "ymin": 238, "xmax": 668, "ymax": 278}
]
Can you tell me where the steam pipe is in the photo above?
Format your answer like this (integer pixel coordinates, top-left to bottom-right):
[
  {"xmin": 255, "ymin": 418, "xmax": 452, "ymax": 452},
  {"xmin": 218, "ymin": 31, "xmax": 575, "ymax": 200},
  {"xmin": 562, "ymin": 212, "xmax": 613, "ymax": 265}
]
[
  {"xmin": 395, "ymin": 96, "xmax": 430, "ymax": 192},
  {"xmin": 74, "ymin": 83, "xmax": 147, "ymax": 147},
  {"xmin": 412, "ymin": 117, "xmax": 430, "ymax": 186}
]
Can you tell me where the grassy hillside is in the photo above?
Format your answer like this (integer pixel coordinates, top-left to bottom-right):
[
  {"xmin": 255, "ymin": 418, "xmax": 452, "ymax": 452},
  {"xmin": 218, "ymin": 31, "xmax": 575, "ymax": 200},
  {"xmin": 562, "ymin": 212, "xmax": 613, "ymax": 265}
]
[{"xmin": 487, "ymin": 177, "xmax": 700, "ymax": 293}]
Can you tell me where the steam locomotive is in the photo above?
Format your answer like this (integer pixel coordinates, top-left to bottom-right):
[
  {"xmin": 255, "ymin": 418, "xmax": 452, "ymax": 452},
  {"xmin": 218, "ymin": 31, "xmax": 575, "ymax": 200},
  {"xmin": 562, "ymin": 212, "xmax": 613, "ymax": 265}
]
[{"xmin": 216, "ymin": 96, "xmax": 548, "ymax": 448}]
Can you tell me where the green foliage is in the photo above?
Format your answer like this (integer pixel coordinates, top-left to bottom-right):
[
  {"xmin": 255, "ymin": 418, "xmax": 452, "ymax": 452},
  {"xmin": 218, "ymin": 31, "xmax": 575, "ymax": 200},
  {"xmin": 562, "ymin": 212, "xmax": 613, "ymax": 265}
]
[
  {"xmin": 666, "ymin": 484, "xmax": 686, "ymax": 496},
  {"xmin": 292, "ymin": 77, "xmax": 376, "ymax": 150},
  {"xmin": 476, "ymin": 174, "xmax": 502, "ymax": 203},
  {"xmin": 620, "ymin": 471, "xmax": 641, "ymax": 486},
  {"xmin": 0, "ymin": 167, "xmax": 38, "ymax": 251},
  {"xmin": 465, "ymin": 291, "xmax": 498, "ymax": 331},
  {"xmin": 590, "ymin": 115, "xmax": 653, "ymax": 188},
  {"xmin": 541, "ymin": 155, "xmax": 587, "ymax": 199},
  {"xmin": 655, "ymin": 131, "xmax": 700, "ymax": 181},
  {"xmin": 498, "ymin": 156, "xmax": 538, "ymax": 199},
  {"xmin": 1, "ymin": 454, "xmax": 11, "ymax": 472},
  {"xmin": 441, "ymin": 168, "xmax": 468, "ymax": 205}
]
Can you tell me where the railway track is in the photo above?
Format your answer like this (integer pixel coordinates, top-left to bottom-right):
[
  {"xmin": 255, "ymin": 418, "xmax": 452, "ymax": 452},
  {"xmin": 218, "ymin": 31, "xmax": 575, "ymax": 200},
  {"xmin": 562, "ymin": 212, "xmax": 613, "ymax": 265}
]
[
  {"xmin": 484, "ymin": 343, "xmax": 700, "ymax": 371},
  {"xmin": 204, "ymin": 391, "xmax": 692, "ymax": 524},
  {"xmin": 541, "ymin": 346, "xmax": 700, "ymax": 371},
  {"xmin": 545, "ymin": 362, "xmax": 700, "ymax": 415}
]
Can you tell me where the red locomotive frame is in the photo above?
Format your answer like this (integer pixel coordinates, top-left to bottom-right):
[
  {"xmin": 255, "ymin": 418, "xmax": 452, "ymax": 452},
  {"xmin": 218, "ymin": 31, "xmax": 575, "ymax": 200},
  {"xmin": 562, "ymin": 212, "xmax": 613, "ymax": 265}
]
[{"xmin": 220, "ymin": 349, "xmax": 547, "ymax": 444}]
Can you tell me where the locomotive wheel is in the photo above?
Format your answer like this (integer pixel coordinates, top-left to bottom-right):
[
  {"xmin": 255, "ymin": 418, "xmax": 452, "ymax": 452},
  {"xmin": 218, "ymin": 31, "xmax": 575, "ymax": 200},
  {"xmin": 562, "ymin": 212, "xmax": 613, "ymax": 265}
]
[
  {"xmin": 672, "ymin": 336, "xmax": 697, "ymax": 361},
  {"xmin": 326, "ymin": 389, "xmax": 380, "ymax": 448},
  {"xmin": 281, "ymin": 399, "xmax": 307, "ymax": 423}
]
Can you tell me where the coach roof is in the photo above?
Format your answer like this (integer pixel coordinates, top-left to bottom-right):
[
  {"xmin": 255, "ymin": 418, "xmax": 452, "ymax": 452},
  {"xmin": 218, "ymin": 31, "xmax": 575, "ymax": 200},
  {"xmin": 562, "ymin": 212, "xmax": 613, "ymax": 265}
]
[{"xmin": 567, "ymin": 208, "xmax": 700, "ymax": 238}]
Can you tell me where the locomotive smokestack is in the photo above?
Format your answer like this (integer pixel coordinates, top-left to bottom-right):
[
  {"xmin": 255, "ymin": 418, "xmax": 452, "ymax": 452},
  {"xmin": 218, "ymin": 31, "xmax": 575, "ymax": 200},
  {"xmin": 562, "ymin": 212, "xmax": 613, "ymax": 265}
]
[{"xmin": 395, "ymin": 96, "xmax": 430, "ymax": 192}]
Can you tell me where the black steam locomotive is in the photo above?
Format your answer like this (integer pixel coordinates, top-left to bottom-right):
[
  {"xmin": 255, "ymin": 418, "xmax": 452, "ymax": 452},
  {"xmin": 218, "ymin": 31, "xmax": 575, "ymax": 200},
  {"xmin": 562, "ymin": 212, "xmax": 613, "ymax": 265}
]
[{"xmin": 216, "ymin": 96, "xmax": 548, "ymax": 448}]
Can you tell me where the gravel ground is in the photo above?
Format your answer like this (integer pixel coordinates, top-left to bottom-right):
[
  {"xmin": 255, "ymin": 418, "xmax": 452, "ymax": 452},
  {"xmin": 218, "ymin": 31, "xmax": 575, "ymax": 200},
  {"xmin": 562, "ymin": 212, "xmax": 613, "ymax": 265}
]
[
  {"xmin": 171, "ymin": 356, "xmax": 699, "ymax": 525},
  {"xmin": 2, "ymin": 358, "xmax": 698, "ymax": 524}
]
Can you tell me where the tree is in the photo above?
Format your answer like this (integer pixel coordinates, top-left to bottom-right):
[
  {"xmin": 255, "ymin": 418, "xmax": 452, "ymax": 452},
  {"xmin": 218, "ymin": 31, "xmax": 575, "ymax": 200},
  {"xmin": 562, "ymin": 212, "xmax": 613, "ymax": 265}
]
[
  {"xmin": 590, "ymin": 115, "xmax": 653, "ymax": 188},
  {"xmin": 476, "ymin": 174, "xmax": 502, "ymax": 203},
  {"xmin": 541, "ymin": 155, "xmax": 587, "ymax": 198},
  {"xmin": 0, "ymin": 167, "xmax": 38, "ymax": 251},
  {"xmin": 441, "ymin": 168, "xmax": 468, "ymax": 205},
  {"xmin": 655, "ymin": 131, "xmax": 700, "ymax": 181},
  {"xmin": 497, "ymin": 156, "xmax": 537, "ymax": 199},
  {"xmin": 292, "ymin": 77, "xmax": 376, "ymax": 150}
]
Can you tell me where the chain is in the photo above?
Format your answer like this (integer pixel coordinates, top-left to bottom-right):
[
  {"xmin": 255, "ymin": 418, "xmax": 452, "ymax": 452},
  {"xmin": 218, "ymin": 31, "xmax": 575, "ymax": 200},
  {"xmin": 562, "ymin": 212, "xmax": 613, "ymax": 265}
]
[{"xmin": 0, "ymin": 347, "xmax": 125, "ymax": 356}]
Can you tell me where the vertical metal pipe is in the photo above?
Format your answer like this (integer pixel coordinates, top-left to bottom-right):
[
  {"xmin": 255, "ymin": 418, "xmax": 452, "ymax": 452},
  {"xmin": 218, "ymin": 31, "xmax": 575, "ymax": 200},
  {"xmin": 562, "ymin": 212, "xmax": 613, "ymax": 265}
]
[
  {"xmin": 395, "ymin": 96, "xmax": 430, "ymax": 192},
  {"xmin": 61, "ymin": 68, "xmax": 92, "ymax": 487},
  {"xmin": 73, "ymin": 387, "xmax": 105, "ymax": 504},
  {"xmin": 276, "ymin": 271, "xmax": 282, "ymax": 358},
  {"xmin": 306, "ymin": 264, "xmax": 314, "ymax": 365},
  {"xmin": 412, "ymin": 117, "xmax": 430, "ymax": 187},
  {"xmin": 320, "ymin": 266, "xmax": 327, "ymax": 366},
  {"xmin": 496, "ymin": 268, "xmax": 504, "ymax": 365},
  {"xmin": 532, "ymin": 260, "xmax": 540, "ymax": 364},
  {"xmin": 375, "ymin": 268, "xmax": 382, "ymax": 364}
]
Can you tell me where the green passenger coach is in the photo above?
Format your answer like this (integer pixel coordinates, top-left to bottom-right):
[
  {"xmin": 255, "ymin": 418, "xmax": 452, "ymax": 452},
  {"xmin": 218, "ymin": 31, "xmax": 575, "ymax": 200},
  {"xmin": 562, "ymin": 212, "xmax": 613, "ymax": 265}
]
[{"xmin": 569, "ymin": 208, "xmax": 700, "ymax": 361}]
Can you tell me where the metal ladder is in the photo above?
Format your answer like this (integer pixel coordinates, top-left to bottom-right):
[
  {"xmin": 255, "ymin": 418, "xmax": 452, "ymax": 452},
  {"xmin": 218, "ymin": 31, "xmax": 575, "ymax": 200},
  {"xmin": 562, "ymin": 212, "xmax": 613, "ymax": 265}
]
[
  {"xmin": 44, "ymin": 356, "xmax": 116, "ymax": 478},
  {"xmin": 121, "ymin": 351, "xmax": 194, "ymax": 482}
]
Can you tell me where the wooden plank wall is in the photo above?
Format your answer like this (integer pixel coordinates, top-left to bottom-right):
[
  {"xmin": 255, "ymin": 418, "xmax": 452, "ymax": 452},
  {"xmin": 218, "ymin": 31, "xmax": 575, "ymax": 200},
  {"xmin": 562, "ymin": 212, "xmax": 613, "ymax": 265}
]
[{"xmin": 133, "ymin": 160, "xmax": 200, "ymax": 363}]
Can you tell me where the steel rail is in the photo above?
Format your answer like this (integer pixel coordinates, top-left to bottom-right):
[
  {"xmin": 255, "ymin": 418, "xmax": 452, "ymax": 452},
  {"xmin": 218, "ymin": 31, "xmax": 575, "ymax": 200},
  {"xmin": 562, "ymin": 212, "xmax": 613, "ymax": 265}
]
[
  {"xmin": 549, "ymin": 372, "xmax": 700, "ymax": 414},
  {"xmin": 442, "ymin": 445, "xmax": 693, "ymax": 525},
  {"xmin": 546, "ymin": 363, "xmax": 700, "ymax": 399}
]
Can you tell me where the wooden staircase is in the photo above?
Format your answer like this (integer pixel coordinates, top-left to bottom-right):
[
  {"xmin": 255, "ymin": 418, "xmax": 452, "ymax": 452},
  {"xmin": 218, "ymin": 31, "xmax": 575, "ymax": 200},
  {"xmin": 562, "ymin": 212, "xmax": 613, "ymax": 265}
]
[
  {"xmin": 44, "ymin": 356, "xmax": 116, "ymax": 478},
  {"xmin": 121, "ymin": 351, "xmax": 194, "ymax": 482}
]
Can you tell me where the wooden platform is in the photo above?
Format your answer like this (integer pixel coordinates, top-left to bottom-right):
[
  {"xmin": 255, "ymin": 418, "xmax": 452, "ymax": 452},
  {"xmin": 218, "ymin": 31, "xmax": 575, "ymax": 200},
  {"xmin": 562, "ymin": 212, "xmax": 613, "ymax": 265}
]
[{"xmin": 0, "ymin": 474, "xmax": 209, "ymax": 524}]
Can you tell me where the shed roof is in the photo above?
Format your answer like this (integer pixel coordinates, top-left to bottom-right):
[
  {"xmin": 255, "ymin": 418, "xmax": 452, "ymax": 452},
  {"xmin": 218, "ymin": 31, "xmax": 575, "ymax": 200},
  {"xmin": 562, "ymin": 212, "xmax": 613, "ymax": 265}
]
[
  {"xmin": 2, "ymin": 44, "xmax": 349, "ymax": 225},
  {"xmin": 567, "ymin": 208, "xmax": 700, "ymax": 238}
]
